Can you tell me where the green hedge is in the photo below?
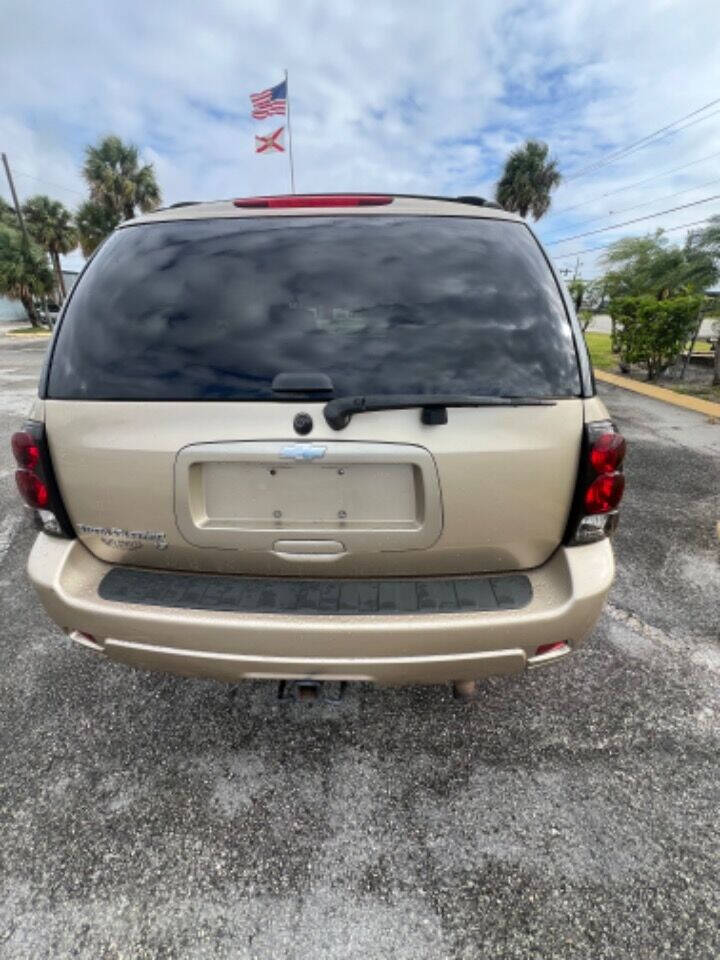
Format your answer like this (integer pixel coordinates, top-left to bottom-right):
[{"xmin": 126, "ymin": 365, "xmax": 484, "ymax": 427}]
[{"xmin": 608, "ymin": 294, "xmax": 702, "ymax": 380}]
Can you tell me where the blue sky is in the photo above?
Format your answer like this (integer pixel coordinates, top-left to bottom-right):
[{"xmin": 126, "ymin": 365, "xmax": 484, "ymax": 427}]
[{"xmin": 1, "ymin": 0, "xmax": 718, "ymax": 277}]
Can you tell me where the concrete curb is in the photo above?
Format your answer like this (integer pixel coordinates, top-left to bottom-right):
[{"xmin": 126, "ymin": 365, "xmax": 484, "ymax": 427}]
[{"xmin": 595, "ymin": 369, "xmax": 720, "ymax": 418}]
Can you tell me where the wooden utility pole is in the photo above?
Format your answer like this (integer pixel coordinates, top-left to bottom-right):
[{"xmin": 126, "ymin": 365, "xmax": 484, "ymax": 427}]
[{"xmin": 1, "ymin": 152, "xmax": 30, "ymax": 244}]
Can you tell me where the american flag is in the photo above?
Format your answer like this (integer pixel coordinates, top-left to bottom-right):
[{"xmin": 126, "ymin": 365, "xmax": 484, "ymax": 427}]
[{"xmin": 250, "ymin": 79, "xmax": 287, "ymax": 120}]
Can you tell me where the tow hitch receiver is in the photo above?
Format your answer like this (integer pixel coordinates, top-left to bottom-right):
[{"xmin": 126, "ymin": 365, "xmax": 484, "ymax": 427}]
[{"xmin": 278, "ymin": 679, "xmax": 347, "ymax": 703}]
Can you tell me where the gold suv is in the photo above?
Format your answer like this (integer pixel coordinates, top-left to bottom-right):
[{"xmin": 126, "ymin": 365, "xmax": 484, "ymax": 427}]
[{"xmin": 13, "ymin": 194, "xmax": 625, "ymax": 693}]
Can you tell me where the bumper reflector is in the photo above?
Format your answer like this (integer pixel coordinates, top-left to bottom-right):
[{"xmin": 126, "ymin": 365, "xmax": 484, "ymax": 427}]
[{"xmin": 534, "ymin": 641, "xmax": 569, "ymax": 657}]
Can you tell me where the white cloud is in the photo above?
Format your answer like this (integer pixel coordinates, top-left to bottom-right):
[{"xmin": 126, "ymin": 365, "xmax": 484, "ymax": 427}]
[{"xmin": 0, "ymin": 0, "xmax": 718, "ymax": 275}]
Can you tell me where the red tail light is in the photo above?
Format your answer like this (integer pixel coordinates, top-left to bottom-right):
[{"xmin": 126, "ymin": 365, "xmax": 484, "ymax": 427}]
[
  {"xmin": 10, "ymin": 424, "xmax": 74, "ymax": 537},
  {"xmin": 12, "ymin": 431, "xmax": 41, "ymax": 470},
  {"xmin": 566, "ymin": 420, "xmax": 626, "ymax": 545},
  {"xmin": 590, "ymin": 432, "xmax": 626, "ymax": 474},
  {"xmin": 15, "ymin": 469, "xmax": 49, "ymax": 508},
  {"xmin": 233, "ymin": 194, "xmax": 393, "ymax": 209},
  {"xmin": 584, "ymin": 472, "xmax": 625, "ymax": 514}
]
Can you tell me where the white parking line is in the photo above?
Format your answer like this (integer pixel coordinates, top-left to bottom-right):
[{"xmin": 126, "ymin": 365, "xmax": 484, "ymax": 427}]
[{"xmin": 0, "ymin": 513, "xmax": 22, "ymax": 564}]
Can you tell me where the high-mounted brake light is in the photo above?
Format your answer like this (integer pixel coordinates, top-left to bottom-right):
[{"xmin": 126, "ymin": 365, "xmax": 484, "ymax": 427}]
[
  {"xmin": 233, "ymin": 194, "xmax": 393, "ymax": 209},
  {"xmin": 10, "ymin": 424, "xmax": 74, "ymax": 538},
  {"xmin": 565, "ymin": 420, "xmax": 627, "ymax": 545}
]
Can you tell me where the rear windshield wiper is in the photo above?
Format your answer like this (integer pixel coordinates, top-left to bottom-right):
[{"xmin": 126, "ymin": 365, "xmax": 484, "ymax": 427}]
[{"xmin": 324, "ymin": 394, "xmax": 556, "ymax": 430}]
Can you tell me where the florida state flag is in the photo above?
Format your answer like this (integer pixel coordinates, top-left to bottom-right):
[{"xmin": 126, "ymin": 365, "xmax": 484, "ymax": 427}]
[{"xmin": 255, "ymin": 126, "xmax": 285, "ymax": 154}]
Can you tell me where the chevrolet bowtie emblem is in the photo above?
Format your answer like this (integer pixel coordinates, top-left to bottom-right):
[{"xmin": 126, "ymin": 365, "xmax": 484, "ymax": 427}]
[{"xmin": 279, "ymin": 444, "xmax": 328, "ymax": 461}]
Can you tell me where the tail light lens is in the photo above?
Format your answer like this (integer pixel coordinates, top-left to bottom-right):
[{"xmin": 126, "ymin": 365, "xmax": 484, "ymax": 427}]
[
  {"xmin": 10, "ymin": 422, "xmax": 74, "ymax": 538},
  {"xmin": 566, "ymin": 420, "xmax": 626, "ymax": 545},
  {"xmin": 11, "ymin": 432, "xmax": 41, "ymax": 470},
  {"xmin": 15, "ymin": 469, "xmax": 49, "ymax": 508},
  {"xmin": 584, "ymin": 472, "xmax": 625, "ymax": 514},
  {"xmin": 589, "ymin": 433, "xmax": 626, "ymax": 474}
]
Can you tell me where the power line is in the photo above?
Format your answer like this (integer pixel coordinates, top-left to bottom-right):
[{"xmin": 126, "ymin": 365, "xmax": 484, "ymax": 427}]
[
  {"xmin": 551, "ymin": 150, "xmax": 720, "ymax": 216},
  {"xmin": 559, "ymin": 106, "xmax": 720, "ymax": 188},
  {"xmin": 545, "ymin": 177, "xmax": 720, "ymax": 239},
  {"xmin": 0, "ymin": 147, "xmax": 87, "ymax": 200},
  {"xmin": 563, "ymin": 96, "xmax": 720, "ymax": 181},
  {"xmin": 12, "ymin": 168, "xmax": 85, "ymax": 199},
  {"xmin": 550, "ymin": 217, "xmax": 713, "ymax": 261},
  {"xmin": 546, "ymin": 194, "xmax": 720, "ymax": 245}
]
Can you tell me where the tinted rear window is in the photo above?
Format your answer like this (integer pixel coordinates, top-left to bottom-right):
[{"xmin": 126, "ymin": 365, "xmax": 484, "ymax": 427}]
[{"xmin": 48, "ymin": 215, "xmax": 581, "ymax": 400}]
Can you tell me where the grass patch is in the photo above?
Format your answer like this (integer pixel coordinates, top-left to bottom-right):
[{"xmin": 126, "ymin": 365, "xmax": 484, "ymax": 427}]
[
  {"xmin": 584, "ymin": 331, "xmax": 616, "ymax": 371},
  {"xmin": 584, "ymin": 330, "xmax": 720, "ymax": 403},
  {"xmin": 671, "ymin": 383, "xmax": 720, "ymax": 403}
]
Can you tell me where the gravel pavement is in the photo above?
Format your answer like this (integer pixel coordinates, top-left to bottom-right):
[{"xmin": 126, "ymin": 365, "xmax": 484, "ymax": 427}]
[{"xmin": 0, "ymin": 337, "xmax": 718, "ymax": 959}]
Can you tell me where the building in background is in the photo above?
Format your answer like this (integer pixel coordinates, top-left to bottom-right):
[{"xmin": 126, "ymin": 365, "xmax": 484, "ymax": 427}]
[{"xmin": 0, "ymin": 270, "xmax": 79, "ymax": 324}]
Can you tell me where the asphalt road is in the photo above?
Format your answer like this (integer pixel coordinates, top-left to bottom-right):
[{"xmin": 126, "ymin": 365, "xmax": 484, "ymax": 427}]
[{"xmin": 1, "ymin": 337, "xmax": 718, "ymax": 959}]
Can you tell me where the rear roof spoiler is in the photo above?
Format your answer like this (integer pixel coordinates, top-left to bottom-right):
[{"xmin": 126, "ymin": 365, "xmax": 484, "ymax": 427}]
[{"xmin": 155, "ymin": 194, "xmax": 505, "ymax": 212}]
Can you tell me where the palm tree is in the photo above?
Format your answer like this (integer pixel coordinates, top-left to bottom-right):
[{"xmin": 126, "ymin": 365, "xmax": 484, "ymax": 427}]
[
  {"xmin": 0, "ymin": 197, "xmax": 18, "ymax": 230},
  {"xmin": 495, "ymin": 140, "xmax": 562, "ymax": 220},
  {"xmin": 75, "ymin": 200, "xmax": 121, "ymax": 257},
  {"xmin": 83, "ymin": 135, "xmax": 161, "ymax": 221},
  {"xmin": 0, "ymin": 226, "xmax": 55, "ymax": 327},
  {"xmin": 686, "ymin": 214, "xmax": 720, "ymax": 258},
  {"xmin": 22, "ymin": 195, "xmax": 77, "ymax": 300}
]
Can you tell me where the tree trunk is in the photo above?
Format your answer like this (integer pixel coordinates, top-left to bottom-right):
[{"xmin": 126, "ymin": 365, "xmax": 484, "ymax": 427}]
[
  {"xmin": 713, "ymin": 340, "xmax": 720, "ymax": 387},
  {"xmin": 680, "ymin": 307, "xmax": 704, "ymax": 381},
  {"xmin": 52, "ymin": 249, "xmax": 67, "ymax": 300},
  {"xmin": 20, "ymin": 293, "xmax": 39, "ymax": 328}
]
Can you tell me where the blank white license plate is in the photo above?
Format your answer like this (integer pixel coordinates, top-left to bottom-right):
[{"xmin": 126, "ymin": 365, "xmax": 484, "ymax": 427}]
[{"xmin": 200, "ymin": 461, "xmax": 417, "ymax": 528}]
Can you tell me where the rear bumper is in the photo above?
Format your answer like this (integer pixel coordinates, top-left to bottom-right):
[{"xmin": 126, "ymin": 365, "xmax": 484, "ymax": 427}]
[{"xmin": 28, "ymin": 534, "xmax": 614, "ymax": 684}]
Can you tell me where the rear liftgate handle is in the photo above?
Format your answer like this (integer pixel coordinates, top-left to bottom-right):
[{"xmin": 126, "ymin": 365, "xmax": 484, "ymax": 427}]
[{"xmin": 272, "ymin": 539, "xmax": 346, "ymax": 561}]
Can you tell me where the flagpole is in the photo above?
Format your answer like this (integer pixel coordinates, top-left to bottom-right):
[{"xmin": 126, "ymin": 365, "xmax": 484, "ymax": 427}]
[{"xmin": 284, "ymin": 68, "xmax": 296, "ymax": 194}]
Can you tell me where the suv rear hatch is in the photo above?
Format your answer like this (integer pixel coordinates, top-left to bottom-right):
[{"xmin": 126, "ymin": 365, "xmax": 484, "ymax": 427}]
[{"xmin": 43, "ymin": 209, "xmax": 585, "ymax": 577}]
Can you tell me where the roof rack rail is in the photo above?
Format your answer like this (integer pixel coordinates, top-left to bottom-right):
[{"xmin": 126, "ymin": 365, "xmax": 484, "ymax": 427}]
[
  {"xmin": 350, "ymin": 192, "xmax": 504, "ymax": 209},
  {"xmin": 455, "ymin": 195, "xmax": 504, "ymax": 210},
  {"xmin": 163, "ymin": 201, "xmax": 202, "ymax": 210}
]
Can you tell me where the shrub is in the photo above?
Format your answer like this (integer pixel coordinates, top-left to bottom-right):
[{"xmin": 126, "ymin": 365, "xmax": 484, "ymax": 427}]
[{"xmin": 609, "ymin": 294, "xmax": 702, "ymax": 380}]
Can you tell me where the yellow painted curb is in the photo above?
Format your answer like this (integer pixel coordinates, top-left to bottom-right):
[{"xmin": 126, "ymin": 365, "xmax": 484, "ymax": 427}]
[
  {"xmin": 595, "ymin": 369, "xmax": 720, "ymax": 418},
  {"xmin": 4, "ymin": 329, "xmax": 51, "ymax": 338}
]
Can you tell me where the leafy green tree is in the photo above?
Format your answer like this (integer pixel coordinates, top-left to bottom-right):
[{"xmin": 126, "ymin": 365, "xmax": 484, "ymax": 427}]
[
  {"xmin": 75, "ymin": 200, "xmax": 121, "ymax": 257},
  {"xmin": 686, "ymin": 216, "xmax": 720, "ymax": 384},
  {"xmin": 601, "ymin": 231, "xmax": 717, "ymax": 300},
  {"xmin": 686, "ymin": 214, "xmax": 720, "ymax": 258},
  {"xmin": 83, "ymin": 135, "xmax": 161, "ymax": 221},
  {"xmin": 610, "ymin": 294, "xmax": 703, "ymax": 380},
  {"xmin": 22, "ymin": 195, "xmax": 77, "ymax": 300},
  {"xmin": 0, "ymin": 197, "xmax": 19, "ymax": 230},
  {"xmin": 495, "ymin": 140, "xmax": 561, "ymax": 220},
  {"xmin": 0, "ymin": 226, "xmax": 55, "ymax": 327}
]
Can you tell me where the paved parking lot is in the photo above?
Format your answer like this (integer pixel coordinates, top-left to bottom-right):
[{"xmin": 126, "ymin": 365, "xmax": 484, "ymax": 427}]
[{"xmin": 1, "ymin": 336, "xmax": 718, "ymax": 959}]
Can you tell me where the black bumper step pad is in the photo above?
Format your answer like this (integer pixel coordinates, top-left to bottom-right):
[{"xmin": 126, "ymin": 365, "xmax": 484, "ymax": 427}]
[{"xmin": 98, "ymin": 567, "xmax": 532, "ymax": 616}]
